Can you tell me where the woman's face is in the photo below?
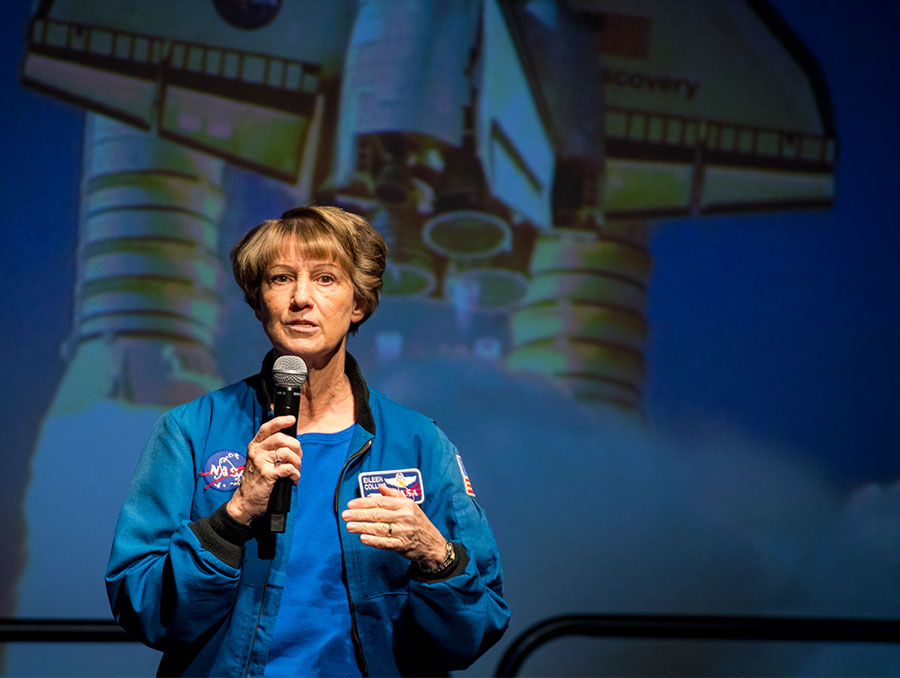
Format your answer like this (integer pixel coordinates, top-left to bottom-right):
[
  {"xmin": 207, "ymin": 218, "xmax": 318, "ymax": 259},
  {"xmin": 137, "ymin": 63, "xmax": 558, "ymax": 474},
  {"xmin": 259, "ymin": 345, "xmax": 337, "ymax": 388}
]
[{"xmin": 255, "ymin": 238, "xmax": 364, "ymax": 364}]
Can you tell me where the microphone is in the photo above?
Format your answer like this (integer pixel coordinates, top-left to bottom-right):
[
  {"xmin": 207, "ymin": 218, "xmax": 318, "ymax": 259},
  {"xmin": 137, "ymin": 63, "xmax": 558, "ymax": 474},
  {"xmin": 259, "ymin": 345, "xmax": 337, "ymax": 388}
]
[{"xmin": 268, "ymin": 355, "xmax": 308, "ymax": 533}]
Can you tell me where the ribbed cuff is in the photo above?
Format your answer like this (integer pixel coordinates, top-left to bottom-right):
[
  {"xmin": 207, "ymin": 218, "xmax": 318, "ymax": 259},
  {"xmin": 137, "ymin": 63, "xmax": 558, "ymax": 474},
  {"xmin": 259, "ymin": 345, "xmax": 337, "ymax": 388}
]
[{"xmin": 189, "ymin": 503, "xmax": 254, "ymax": 569}]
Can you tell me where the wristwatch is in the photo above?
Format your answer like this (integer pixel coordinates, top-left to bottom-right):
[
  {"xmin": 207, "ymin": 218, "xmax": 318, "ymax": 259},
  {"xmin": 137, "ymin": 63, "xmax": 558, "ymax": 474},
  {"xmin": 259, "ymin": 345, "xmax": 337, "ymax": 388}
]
[{"xmin": 418, "ymin": 541, "xmax": 456, "ymax": 575}]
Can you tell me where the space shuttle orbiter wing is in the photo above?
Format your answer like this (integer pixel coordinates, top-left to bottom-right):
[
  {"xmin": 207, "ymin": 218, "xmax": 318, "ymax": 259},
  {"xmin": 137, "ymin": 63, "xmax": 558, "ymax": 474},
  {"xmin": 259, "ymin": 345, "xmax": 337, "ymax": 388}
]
[
  {"xmin": 20, "ymin": 0, "xmax": 355, "ymax": 181},
  {"xmin": 568, "ymin": 0, "xmax": 836, "ymax": 218}
]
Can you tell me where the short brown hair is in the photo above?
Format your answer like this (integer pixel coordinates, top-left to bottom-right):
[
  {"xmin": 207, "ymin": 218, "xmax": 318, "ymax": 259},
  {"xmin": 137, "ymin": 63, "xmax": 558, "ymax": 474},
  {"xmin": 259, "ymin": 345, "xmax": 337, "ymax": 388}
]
[{"xmin": 230, "ymin": 205, "xmax": 387, "ymax": 332}]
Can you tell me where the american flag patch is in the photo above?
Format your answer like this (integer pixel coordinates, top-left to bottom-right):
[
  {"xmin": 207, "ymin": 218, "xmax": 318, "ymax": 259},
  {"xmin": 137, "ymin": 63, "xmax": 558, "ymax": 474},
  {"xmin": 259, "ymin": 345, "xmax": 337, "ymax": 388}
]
[{"xmin": 456, "ymin": 455, "xmax": 475, "ymax": 497}]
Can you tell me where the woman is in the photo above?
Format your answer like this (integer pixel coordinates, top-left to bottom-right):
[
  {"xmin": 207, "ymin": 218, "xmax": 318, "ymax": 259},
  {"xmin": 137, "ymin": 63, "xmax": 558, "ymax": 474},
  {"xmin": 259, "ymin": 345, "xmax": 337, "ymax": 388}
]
[{"xmin": 105, "ymin": 206, "xmax": 510, "ymax": 676}]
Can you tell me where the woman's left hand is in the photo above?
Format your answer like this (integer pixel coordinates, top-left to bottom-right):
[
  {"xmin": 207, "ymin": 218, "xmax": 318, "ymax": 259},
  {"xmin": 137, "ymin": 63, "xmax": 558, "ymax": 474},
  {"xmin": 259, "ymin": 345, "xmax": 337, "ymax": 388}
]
[{"xmin": 342, "ymin": 486, "xmax": 448, "ymax": 569}]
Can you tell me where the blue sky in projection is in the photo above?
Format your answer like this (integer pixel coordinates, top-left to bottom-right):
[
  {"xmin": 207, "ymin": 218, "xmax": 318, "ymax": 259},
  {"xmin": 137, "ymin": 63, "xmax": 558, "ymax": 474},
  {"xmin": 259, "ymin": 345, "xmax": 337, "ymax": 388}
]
[{"xmin": 643, "ymin": 0, "xmax": 900, "ymax": 484}]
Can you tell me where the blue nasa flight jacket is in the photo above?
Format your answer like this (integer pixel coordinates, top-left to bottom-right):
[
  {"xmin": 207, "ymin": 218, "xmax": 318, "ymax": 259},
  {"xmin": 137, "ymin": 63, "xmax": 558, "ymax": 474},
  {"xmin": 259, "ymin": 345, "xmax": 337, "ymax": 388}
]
[{"xmin": 105, "ymin": 353, "xmax": 509, "ymax": 677}]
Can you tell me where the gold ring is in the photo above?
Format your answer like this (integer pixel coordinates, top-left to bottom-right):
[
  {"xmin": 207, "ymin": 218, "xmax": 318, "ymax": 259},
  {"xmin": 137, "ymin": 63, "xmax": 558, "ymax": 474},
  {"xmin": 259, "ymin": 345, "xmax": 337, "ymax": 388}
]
[{"xmin": 387, "ymin": 523, "xmax": 393, "ymax": 537}]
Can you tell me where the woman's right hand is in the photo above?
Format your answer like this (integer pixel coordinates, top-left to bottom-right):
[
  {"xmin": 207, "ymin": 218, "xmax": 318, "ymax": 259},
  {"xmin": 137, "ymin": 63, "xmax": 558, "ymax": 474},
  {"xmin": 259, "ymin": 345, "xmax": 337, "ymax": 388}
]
[{"xmin": 226, "ymin": 415, "xmax": 302, "ymax": 525}]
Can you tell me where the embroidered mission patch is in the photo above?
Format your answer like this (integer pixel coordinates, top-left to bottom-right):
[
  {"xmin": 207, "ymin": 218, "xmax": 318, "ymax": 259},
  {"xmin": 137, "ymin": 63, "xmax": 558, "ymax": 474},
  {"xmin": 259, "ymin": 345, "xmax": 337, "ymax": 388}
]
[
  {"xmin": 358, "ymin": 468, "xmax": 424, "ymax": 504},
  {"xmin": 200, "ymin": 450, "xmax": 245, "ymax": 491}
]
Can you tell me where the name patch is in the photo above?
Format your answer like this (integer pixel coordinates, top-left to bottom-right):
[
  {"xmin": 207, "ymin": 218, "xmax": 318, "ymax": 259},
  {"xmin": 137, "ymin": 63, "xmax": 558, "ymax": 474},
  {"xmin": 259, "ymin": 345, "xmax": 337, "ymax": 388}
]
[
  {"xmin": 200, "ymin": 450, "xmax": 245, "ymax": 491},
  {"xmin": 358, "ymin": 468, "xmax": 424, "ymax": 504}
]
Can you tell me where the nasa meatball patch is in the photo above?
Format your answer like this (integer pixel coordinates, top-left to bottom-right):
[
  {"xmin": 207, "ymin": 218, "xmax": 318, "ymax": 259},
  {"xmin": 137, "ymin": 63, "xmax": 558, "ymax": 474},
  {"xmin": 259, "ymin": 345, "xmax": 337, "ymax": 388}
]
[
  {"xmin": 358, "ymin": 468, "xmax": 424, "ymax": 504},
  {"xmin": 200, "ymin": 450, "xmax": 246, "ymax": 491}
]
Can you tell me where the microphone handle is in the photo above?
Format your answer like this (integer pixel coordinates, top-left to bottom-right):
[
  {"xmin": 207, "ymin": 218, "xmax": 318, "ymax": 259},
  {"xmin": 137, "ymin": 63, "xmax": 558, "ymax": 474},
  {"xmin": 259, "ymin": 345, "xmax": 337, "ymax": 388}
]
[{"xmin": 268, "ymin": 385, "xmax": 301, "ymax": 533}]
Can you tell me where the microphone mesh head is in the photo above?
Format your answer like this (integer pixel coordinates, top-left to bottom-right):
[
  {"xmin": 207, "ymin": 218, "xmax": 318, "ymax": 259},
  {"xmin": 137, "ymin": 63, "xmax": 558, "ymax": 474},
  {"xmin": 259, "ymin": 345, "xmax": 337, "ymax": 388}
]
[{"xmin": 273, "ymin": 355, "xmax": 308, "ymax": 387}]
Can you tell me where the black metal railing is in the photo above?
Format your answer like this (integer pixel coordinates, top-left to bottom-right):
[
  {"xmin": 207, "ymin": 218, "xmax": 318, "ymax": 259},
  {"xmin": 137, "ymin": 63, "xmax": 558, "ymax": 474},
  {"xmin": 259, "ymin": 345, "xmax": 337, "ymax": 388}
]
[
  {"xmin": 0, "ymin": 619, "xmax": 132, "ymax": 643},
  {"xmin": 4, "ymin": 614, "xmax": 900, "ymax": 676},
  {"xmin": 495, "ymin": 613, "xmax": 900, "ymax": 676}
]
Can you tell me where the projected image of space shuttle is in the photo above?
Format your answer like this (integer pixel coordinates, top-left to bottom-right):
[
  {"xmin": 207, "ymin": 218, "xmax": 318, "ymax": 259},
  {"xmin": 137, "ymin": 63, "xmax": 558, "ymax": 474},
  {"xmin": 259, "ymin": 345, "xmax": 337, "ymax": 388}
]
[
  {"xmin": 326, "ymin": 0, "xmax": 836, "ymax": 411},
  {"xmin": 501, "ymin": 0, "xmax": 836, "ymax": 409},
  {"xmin": 324, "ymin": 0, "xmax": 537, "ymax": 309},
  {"xmin": 12, "ymin": 0, "xmax": 836, "ymax": 656},
  {"xmin": 21, "ymin": 0, "xmax": 353, "ymax": 180}
]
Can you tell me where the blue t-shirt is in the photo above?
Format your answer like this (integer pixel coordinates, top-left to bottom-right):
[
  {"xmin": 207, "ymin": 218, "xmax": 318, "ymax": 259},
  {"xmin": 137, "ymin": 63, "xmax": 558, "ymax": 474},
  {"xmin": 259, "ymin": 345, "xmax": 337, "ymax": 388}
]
[{"xmin": 264, "ymin": 425, "xmax": 361, "ymax": 677}]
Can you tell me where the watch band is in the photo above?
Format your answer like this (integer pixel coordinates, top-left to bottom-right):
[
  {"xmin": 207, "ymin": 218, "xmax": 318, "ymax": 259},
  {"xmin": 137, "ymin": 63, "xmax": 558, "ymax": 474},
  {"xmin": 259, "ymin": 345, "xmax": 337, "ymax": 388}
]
[{"xmin": 418, "ymin": 541, "xmax": 456, "ymax": 575}]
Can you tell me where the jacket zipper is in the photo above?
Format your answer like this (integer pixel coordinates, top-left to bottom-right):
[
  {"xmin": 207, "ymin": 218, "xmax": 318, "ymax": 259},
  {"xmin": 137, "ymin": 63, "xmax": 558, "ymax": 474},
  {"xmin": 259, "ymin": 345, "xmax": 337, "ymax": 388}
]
[
  {"xmin": 243, "ymin": 572, "xmax": 271, "ymax": 678},
  {"xmin": 244, "ymin": 431, "xmax": 373, "ymax": 675},
  {"xmin": 334, "ymin": 438, "xmax": 373, "ymax": 677},
  {"xmin": 244, "ymin": 402, "xmax": 272, "ymax": 677}
]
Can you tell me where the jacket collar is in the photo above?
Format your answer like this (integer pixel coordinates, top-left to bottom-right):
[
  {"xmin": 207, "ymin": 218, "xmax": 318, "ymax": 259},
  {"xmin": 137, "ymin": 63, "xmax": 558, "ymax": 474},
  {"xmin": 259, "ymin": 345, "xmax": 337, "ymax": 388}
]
[{"xmin": 256, "ymin": 350, "xmax": 375, "ymax": 435}]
